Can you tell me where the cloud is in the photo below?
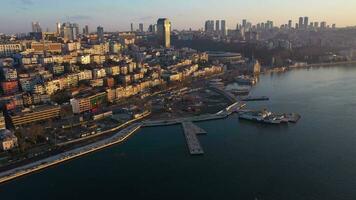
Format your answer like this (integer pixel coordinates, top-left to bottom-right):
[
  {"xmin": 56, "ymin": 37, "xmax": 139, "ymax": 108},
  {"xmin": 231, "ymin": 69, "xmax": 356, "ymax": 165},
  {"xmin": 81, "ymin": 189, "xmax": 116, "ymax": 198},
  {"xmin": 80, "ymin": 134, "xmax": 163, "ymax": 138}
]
[
  {"xmin": 19, "ymin": 0, "xmax": 34, "ymax": 5},
  {"xmin": 137, "ymin": 16, "xmax": 154, "ymax": 21},
  {"xmin": 63, "ymin": 15, "xmax": 93, "ymax": 21}
]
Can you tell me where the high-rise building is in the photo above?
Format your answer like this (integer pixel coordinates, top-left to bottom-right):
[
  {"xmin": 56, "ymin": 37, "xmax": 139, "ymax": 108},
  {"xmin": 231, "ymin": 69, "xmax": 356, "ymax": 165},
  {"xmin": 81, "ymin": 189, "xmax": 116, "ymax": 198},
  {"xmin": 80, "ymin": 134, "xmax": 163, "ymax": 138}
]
[
  {"xmin": 157, "ymin": 18, "xmax": 171, "ymax": 48},
  {"xmin": 130, "ymin": 23, "xmax": 134, "ymax": 32},
  {"xmin": 266, "ymin": 21, "xmax": 273, "ymax": 30},
  {"xmin": 56, "ymin": 22, "xmax": 61, "ymax": 36},
  {"xmin": 205, "ymin": 20, "xmax": 215, "ymax": 33},
  {"xmin": 148, "ymin": 24, "xmax": 156, "ymax": 33},
  {"xmin": 288, "ymin": 20, "xmax": 292, "ymax": 29},
  {"xmin": 97, "ymin": 26, "xmax": 104, "ymax": 43},
  {"xmin": 314, "ymin": 22, "xmax": 319, "ymax": 28},
  {"xmin": 32, "ymin": 22, "xmax": 42, "ymax": 33},
  {"xmin": 215, "ymin": 20, "xmax": 220, "ymax": 32},
  {"xmin": 299, "ymin": 17, "xmax": 304, "ymax": 29},
  {"xmin": 221, "ymin": 20, "xmax": 226, "ymax": 36},
  {"xmin": 139, "ymin": 23, "xmax": 144, "ymax": 32},
  {"xmin": 83, "ymin": 25, "xmax": 89, "ymax": 35},
  {"xmin": 320, "ymin": 22, "xmax": 327, "ymax": 29},
  {"xmin": 73, "ymin": 23, "xmax": 80, "ymax": 38},
  {"xmin": 242, "ymin": 19, "xmax": 247, "ymax": 28},
  {"xmin": 304, "ymin": 17, "xmax": 309, "ymax": 29}
]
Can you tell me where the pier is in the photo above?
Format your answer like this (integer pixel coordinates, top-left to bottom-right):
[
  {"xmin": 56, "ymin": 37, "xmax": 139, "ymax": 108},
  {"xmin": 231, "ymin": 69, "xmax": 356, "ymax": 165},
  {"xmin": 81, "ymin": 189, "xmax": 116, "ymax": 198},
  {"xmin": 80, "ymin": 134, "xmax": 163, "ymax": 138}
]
[{"xmin": 182, "ymin": 122, "xmax": 205, "ymax": 155}]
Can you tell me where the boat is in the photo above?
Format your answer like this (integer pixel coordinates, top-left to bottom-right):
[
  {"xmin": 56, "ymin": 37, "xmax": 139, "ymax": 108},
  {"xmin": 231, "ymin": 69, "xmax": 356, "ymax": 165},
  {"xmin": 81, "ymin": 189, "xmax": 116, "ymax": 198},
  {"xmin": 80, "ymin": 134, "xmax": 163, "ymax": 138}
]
[
  {"xmin": 239, "ymin": 110, "xmax": 272, "ymax": 122},
  {"xmin": 239, "ymin": 110, "xmax": 295, "ymax": 124},
  {"xmin": 235, "ymin": 75, "xmax": 258, "ymax": 85}
]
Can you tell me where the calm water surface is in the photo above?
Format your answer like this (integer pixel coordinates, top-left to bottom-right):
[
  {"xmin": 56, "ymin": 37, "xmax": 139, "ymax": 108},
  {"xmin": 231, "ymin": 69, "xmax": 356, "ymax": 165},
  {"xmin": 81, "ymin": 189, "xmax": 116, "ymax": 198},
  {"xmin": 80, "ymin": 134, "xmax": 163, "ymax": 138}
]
[{"xmin": 1, "ymin": 66, "xmax": 356, "ymax": 200}]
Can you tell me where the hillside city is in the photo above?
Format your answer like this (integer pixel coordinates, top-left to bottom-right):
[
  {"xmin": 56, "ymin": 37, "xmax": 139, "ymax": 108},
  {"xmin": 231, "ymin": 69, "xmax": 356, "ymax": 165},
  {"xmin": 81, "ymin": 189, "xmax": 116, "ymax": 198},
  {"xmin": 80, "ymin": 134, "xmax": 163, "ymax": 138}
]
[{"xmin": 0, "ymin": 16, "xmax": 356, "ymax": 170}]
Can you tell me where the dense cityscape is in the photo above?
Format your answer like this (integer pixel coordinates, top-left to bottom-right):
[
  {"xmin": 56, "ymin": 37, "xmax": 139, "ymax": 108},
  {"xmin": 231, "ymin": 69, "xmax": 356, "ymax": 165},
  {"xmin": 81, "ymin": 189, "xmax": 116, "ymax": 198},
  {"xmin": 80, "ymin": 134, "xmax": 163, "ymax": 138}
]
[{"xmin": 1, "ymin": 1, "xmax": 356, "ymax": 198}]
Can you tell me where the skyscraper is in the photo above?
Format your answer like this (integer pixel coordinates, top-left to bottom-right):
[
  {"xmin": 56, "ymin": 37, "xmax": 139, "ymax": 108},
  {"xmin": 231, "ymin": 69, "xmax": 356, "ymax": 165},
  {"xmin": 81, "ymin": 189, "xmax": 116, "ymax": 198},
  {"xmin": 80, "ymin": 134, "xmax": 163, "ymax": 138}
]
[
  {"xmin": 221, "ymin": 20, "xmax": 226, "ymax": 36},
  {"xmin": 56, "ymin": 22, "xmax": 61, "ymax": 36},
  {"xmin": 139, "ymin": 23, "xmax": 144, "ymax": 32},
  {"xmin": 130, "ymin": 23, "xmax": 134, "ymax": 32},
  {"xmin": 215, "ymin": 20, "xmax": 220, "ymax": 32},
  {"xmin": 314, "ymin": 22, "xmax": 319, "ymax": 28},
  {"xmin": 288, "ymin": 20, "xmax": 292, "ymax": 29},
  {"xmin": 299, "ymin": 17, "xmax": 304, "ymax": 30},
  {"xmin": 72, "ymin": 23, "xmax": 80, "ymax": 38},
  {"xmin": 62, "ymin": 23, "xmax": 73, "ymax": 42},
  {"xmin": 31, "ymin": 22, "xmax": 42, "ymax": 33},
  {"xmin": 83, "ymin": 25, "xmax": 89, "ymax": 35},
  {"xmin": 304, "ymin": 17, "xmax": 309, "ymax": 29},
  {"xmin": 242, "ymin": 19, "xmax": 247, "ymax": 28},
  {"xmin": 148, "ymin": 24, "xmax": 156, "ymax": 33},
  {"xmin": 157, "ymin": 18, "xmax": 171, "ymax": 48},
  {"xmin": 205, "ymin": 20, "xmax": 215, "ymax": 33},
  {"xmin": 60, "ymin": 22, "xmax": 79, "ymax": 41},
  {"xmin": 97, "ymin": 26, "xmax": 104, "ymax": 43}
]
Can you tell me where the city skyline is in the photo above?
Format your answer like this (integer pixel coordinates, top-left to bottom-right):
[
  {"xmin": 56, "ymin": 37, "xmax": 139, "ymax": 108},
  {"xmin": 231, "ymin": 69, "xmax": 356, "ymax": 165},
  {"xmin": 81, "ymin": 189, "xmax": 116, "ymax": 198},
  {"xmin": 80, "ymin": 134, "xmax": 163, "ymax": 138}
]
[{"xmin": 1, "ymin": 0, "xmax": 356, "ymax": 33}]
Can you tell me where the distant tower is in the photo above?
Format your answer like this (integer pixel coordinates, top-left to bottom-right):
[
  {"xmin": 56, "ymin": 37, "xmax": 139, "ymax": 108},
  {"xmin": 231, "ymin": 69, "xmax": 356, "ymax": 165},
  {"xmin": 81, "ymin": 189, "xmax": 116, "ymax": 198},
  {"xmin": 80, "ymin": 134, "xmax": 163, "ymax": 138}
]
[
  {"xmin": 56, "ymin": 22, "xmax": 61, "ymax": 36},
  {"xmin": 97, "ymin": 26, "xmax": 104, "ymax": 43},
  {"xmin": 288, "ymin": 20, "xmax": 292, "ymax": 29},
  {"xmin": 304, "ymin": 17, "xmax": 309, "ymax": 29},
  {"xmin": 242, "ymin": 19, "xmax": 247, "ymax": 28},
  {"xmin": 215, "ymin": 20, "xmax": 220, "ymax": 32},
  {"xmin": 84, "ymin": 25, "xmax": 89, "ymax": 35},
  {"xmin": 130, "ymin": 23, "xmax": 134, "ymax": 32},
  {"xmin": 31, "ymin": 22, "xmax": 42, "ymax": 33},
  {"xmin": 298, "ymin": 17, "xmax": 304, "ymax": 29},
  {"xmin": 320, "ymin": 21, "xmax": 327, "ymax": 29},
  {"xmin": 157, "ymin": 18, "xmax": 171, "ymax": 48},
  {"xmin": 221, "ymin": 20, "xmax": 227, "ymax": 36},
  {"xmin": 139, "ymin": 23, "xmax": 144, "ymax": 32},
  {"xmin": 314, "ymin": 22, "xmax": 319, "ymax": 28}
]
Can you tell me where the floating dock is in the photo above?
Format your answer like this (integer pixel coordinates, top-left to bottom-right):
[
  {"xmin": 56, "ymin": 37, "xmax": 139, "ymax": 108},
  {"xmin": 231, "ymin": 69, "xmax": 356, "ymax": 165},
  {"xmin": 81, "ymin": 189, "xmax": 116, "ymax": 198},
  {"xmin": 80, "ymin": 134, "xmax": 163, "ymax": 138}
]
[{"xmin": 181, "ymin": 122, "xmax": 205, "ymax": 155}]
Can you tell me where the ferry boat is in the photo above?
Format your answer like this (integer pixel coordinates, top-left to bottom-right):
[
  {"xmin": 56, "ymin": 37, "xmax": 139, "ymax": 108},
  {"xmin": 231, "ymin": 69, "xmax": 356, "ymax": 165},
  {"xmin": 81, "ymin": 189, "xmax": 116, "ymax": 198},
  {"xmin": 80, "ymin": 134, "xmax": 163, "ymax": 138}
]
[
  {"xmin": 239, "ymin": 110, "xmax": 292, "ymax": 124},
  {"xmin": 239, "ymin": 110, "xmax": 272, "ymax": 122}
]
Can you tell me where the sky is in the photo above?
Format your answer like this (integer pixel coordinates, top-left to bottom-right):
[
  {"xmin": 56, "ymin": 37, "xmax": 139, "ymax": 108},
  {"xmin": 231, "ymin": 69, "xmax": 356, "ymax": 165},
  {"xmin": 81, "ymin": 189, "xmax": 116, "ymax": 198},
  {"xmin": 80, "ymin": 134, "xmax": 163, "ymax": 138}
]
[{"xmin": 0, "ymin": 0, "xmax": 356, "ymax": 34}]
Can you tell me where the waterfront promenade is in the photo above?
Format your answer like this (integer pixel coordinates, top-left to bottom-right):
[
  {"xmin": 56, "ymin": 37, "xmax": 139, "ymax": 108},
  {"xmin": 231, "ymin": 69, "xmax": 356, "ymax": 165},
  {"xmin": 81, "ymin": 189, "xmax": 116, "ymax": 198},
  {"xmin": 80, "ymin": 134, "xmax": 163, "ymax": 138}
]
[
  {"xmin": 0, "ymin": 124, "xmax": 142, "ymax": 184},
  {"xmin": 143, "ymin": 102, "xmax": 245, "ymax": 127},
  {"xmin": 0, "ymin": 97, "xmax": 244, "ymax": 183}
]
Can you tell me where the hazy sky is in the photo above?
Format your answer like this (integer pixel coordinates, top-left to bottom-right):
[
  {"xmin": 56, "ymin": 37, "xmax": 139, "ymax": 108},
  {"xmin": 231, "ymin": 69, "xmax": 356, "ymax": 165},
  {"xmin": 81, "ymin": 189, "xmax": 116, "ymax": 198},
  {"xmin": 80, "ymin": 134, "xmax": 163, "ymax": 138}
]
[{"xmin": 1, "ymin": 0, "xmax": 356, "ymax": 33}]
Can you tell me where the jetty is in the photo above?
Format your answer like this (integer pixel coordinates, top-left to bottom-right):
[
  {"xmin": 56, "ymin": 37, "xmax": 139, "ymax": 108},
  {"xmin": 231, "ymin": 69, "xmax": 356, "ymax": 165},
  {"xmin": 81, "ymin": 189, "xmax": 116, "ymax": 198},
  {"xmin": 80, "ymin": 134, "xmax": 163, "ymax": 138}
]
[{"xmin": 182, "ymin": 122, "xmax": 206, "ymax": 155}]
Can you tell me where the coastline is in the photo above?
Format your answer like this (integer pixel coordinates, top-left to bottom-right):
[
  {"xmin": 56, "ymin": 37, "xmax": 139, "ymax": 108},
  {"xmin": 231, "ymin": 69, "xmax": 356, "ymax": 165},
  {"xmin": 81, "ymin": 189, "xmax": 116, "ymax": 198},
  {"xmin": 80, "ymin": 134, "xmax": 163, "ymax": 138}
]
[
  {"xmin": 0, "ymin": 100, "xmax": 245, "ymax": 184},
  {"xmin": 0, "ymin": 124, "xmax": 142, "ymax": 185},
  {"xmin": 264, "ymin": 60, "xmax": 356, "ymax": 74},
  {"xmin": 0, "ymin": 112, "xmax": 152, "ymax": 185},
  {"xmin": 304, "ymin": 60, "xmax": 356, "ymax": 68}
]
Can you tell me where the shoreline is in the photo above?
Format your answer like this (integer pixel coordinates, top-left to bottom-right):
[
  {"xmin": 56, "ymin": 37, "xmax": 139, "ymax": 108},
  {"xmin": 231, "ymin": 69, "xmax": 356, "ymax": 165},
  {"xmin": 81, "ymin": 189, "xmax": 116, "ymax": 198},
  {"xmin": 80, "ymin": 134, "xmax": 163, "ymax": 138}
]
[
  {"xmin": 264, "ymin": 60, "xmax": 356, "ymax": 74},
  {"xmin": 0, "ymin": 101, "xmax": 244, "ymax": 184},
  {"xmin": 304, "ymin": 60, "xmax": 356, "ymax": 68},
  {"xmin": 0, "ymin": 124, "xmax": 142, "ymax": 185}
]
